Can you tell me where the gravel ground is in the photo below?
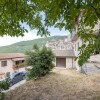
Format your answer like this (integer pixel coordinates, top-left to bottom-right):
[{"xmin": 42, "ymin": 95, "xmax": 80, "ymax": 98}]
[{"xmin": 4, "ymin": 68, "xmax": 100, "ymax": 100}]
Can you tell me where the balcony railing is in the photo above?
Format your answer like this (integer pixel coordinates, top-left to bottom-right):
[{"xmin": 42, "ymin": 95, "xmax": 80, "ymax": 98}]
[{"xmin": 13, "ymin": 63, "xmax": 25, "ymax": 70}]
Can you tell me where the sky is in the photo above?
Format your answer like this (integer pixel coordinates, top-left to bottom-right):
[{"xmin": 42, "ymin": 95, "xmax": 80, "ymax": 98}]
[{"xmin": 0, "ymin": 27, "xmax": 70, "ymax": 47}]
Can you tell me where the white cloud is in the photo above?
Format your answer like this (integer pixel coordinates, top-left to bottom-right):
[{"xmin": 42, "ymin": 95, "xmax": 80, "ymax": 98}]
[
  {"xmin": 0, "ymin": 28, "xmax": 70, "ymax": 47},
  {"xmin": 0, "ymin": 30, "xmax": 41, "ymax": 46}
]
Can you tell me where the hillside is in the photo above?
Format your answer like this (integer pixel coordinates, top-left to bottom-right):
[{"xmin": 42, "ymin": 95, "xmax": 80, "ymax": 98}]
[{"xmin": 0, "ymin": 36, "xmax": 67, "ymax": 53}]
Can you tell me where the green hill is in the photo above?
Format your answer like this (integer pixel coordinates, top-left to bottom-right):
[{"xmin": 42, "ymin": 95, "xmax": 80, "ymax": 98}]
[{"xmin": 0, "ymin": 36, "xmax": 67, "ymax": 53}]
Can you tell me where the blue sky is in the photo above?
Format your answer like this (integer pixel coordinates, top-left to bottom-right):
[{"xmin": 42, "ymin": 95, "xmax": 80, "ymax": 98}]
[{"xmin": 0, "ymin": 25, "xmax": 70, "ymax": 46}]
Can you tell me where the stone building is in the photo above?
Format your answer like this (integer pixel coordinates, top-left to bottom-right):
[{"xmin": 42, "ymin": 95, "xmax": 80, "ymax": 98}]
[{"xmin": 46, "ymin": 38, "xmax": 73, "ymax": 50}]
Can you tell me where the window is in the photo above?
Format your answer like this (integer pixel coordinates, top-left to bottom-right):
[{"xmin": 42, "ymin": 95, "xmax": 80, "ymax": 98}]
[
  {"xmin": 16, "ymin": 61, "xmax": 19, "ymax": 65},
  {"xmin": 22, "ymin": 60, "xmax": 24, "ymax": 63},
  {"xmin": 75, "ymin": 44, "xmax": 76, "ymax": 51},
  {"xmin": 77, "ymin": 42, "xmax": 79, "ymax": 50},
  {"xmin": 1, "ymin": 61, "xmax": 7, "ymax": 67}
]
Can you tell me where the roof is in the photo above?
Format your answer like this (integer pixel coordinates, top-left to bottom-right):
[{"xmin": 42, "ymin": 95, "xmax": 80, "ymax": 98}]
[
  {"xmin": 53, "ymin": 50, "xmax": 75, "ymax": 57},
  {"xmin": 0, "ymin": 53, "xmax": 25, "ymax": 60},
  {"xmin": 12, "ymin": 57, "xmax": 25, "ymax": 61}
]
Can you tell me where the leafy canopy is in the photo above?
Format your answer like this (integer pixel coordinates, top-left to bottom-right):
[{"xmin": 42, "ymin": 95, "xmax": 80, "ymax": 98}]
[
  {"xmin": 0, "ymin": 0, "xmax": 49, "ymax": 36},
  {"xmin": 33, "ymin": 0, "xmax": 100, "ymax": 66},
  {"xmin": 0, "ymin": 0, "xmax": 99, "ymax": 36},
  {"xmin": 0, "ymin": 0, "xmax": 100, "ymax": 65}
]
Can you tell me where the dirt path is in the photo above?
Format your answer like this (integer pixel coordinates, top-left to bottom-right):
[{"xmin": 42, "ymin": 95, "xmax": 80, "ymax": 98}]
[{"xmin": 4, "ymin": 68, "xmax": 100, "ymax": 100}]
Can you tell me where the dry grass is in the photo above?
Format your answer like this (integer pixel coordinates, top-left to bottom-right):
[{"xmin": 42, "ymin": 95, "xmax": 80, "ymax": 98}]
[{"xmin": 4, "ymin": 68, "xmax": 100, "ymax": 100}]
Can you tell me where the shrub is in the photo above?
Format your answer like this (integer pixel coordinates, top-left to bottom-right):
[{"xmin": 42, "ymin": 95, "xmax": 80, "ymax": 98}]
[
  {"xmin": 25, "ymin": 45, "xmax": 55, "ymax": 79},
  {"xmin": 0, "ymin": 79, "xmax": 10, "ymax": 100}
]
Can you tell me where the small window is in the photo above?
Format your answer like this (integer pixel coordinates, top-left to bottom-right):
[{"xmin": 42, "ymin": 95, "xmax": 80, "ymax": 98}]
[
  {"xmin": 75, "ymin": 44, "xmax": 76, "ymax": 51},
  {"xmin": 22, "ymin": 60, "xmax": 24, "ymax": 63},
  {"xmin": 78, "ymin": 42, "xmax": 79, "ymax": 50},
  {"xmin": 1, "ymin": 61, "xmax": 7, "ymax": 67},
  {"xmin": 16, "ymin": 61, "xmax": 19, "ymax": 65}
]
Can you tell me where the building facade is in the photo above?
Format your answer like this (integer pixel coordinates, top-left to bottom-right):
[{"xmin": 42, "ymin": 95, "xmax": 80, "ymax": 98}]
[
  {"xmin": 46, "ymin": 38, "xmax": 75, "ymax": 69},
  {"xmin": 0, "ymin": 53, "xmax": 26, "ymax": 80},
  {"xmin": 71, "ymin": 18, "xmax": 100, "ymax": 72},
  {"xmin": 46, "ymin": 38, "xmax": 73, "ymax": 50},
  {"xmin": 53, "ymin": 50, "xmax": 75, "ymax": 69}
]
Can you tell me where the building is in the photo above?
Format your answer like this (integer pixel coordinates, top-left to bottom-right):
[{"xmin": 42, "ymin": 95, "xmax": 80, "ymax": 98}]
[
  {"xmin": 71, "ymin": 34, "xmax": 83, "ymax": 71},
  {"xmin": 0, "ymin": 53, "xmax": 26, "ymax": 80},
  {"xmin": 71, "ymin": 17, "xmax": 100, "ymax": 72},
  {"xmin": 46, "ymin": 38, "xmax": 73, "ymax": 50},
  {"xmin": 53, "ymin": 50, "xmax": 75, "ymax": 68},
  {"xmin": 46, "ymin": 38, "xmax": 75, "ymax": 68}
]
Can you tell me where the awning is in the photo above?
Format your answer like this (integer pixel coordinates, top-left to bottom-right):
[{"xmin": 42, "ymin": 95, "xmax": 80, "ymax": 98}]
[{"xmin": 12, "ymin": 57, "xmax": 24, "ymax": 61}]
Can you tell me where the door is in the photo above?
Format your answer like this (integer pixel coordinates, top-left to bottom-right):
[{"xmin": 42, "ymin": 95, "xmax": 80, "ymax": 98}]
[{"xmin": 56, "ymin": 58, "xmax": 66, "ymax": 68}]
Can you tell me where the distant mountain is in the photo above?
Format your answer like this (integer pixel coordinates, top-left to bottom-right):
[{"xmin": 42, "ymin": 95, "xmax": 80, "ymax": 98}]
[{"xmin": 0, "ymin": 36, "xmax": 68, "ymax": 53}]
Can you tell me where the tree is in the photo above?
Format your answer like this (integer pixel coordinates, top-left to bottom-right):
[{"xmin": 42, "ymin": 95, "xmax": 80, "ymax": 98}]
[
  {"xmin": 25, "ymin": 46, "xmax": 55, "ymax": 79},
  {"xmin": 0, "ymin": 0, "xmax": 100, "ymax": 65},
  {"xmin": 77, "ymin": 29, "xmax": 100, "ymax": 66},
  {"xmin": 0, "ymin": 0, "xmax": 49, "ymax": 36},
  {"xmin": 32, "ymin": 0, "xmax": 100, "ymax": 66}
]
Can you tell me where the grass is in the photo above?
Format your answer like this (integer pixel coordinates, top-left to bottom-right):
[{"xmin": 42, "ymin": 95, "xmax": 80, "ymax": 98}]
[{"xmin": 4, "ymin": 68, "xmax": 100, "ymax": 100}]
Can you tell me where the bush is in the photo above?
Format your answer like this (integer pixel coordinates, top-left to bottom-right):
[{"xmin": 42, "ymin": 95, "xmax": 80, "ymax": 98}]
[
  {"xmin": 0, "ymin": 79, "xmax": 10, "ymax": 100},
  {"xmin": 25, "ymin": 46, "xmax": 55, "ymax": 79}
]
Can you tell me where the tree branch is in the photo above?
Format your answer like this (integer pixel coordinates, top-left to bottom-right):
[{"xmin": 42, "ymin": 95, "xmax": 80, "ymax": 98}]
[{"xmin": 91, "ymin": 5, "xmax": 100, "ymax": 19}]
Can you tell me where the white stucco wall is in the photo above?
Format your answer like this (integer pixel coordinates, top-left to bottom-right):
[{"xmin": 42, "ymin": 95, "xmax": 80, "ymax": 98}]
[
  {"xmin": 73, "ymin": 38, "xmax": 90, "ymax": 71},
  {"xmin": 73, "ymin": 38, "xmax": 83, "ymax": 71},
  {"xmin": 66, "ymin": 57, "xmax": 75, "ymax": 68},
  {"xmin": 0, "ymin": 59, "xmax": 14, "ymax": 74},
  {"xmin": 75, "ymin": 59, "xmax": 81, "ymax": 71},
  {"xmin": 72, "ymin": 20, "xmax": 100, "ymax": 72},
  {"xmin": 74, "ymin": 38, "xmax": 83, "ymax": 56}
]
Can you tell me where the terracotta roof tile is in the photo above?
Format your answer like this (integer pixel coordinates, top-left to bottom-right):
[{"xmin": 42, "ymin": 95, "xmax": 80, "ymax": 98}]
[{"xmin": 0, "ymin": 53, "xmax": 25, "ymax": 60}]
